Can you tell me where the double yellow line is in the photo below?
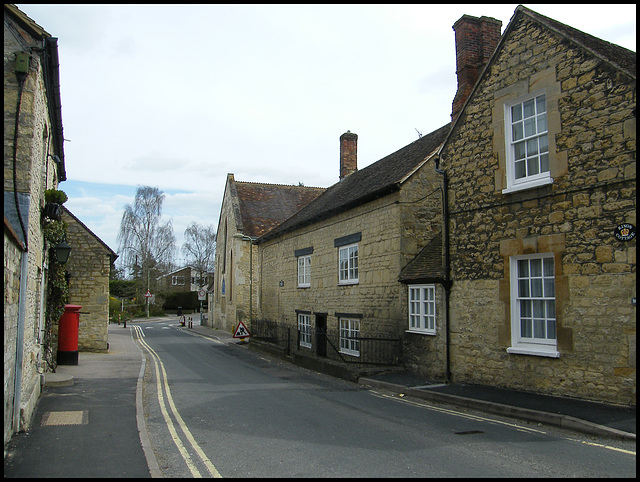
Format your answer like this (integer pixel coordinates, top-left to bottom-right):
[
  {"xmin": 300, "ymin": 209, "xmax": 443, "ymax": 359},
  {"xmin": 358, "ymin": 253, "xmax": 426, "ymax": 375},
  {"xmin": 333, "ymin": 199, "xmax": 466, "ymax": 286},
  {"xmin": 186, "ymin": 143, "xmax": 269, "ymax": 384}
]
[{"xmin": 132, "ymin": 324, "xmax": 221, "ymax": 478}]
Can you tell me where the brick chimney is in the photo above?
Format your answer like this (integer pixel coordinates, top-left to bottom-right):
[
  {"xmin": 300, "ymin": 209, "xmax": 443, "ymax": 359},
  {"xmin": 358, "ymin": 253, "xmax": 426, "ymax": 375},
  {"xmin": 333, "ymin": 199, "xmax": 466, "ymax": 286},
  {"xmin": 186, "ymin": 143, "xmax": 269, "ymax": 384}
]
[
  {"xmin": 340, "ymin": 131, "xmax": 358, "ymax": 180},
  {"xmin": 451, "ymin": 15, "xmax": 502, "ymax": 122}
]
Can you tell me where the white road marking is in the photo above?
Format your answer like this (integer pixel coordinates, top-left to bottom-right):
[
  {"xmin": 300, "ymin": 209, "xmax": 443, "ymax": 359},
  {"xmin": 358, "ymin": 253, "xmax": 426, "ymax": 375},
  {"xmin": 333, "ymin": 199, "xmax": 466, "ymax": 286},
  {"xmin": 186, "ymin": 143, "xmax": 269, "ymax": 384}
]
[
  {"xmin": 370, "ymin": 390, "xmax": 546, "ymax": 434},
  {"xmin": 370, "ymin": 390, "xmax": 636, "ymax": 456}
]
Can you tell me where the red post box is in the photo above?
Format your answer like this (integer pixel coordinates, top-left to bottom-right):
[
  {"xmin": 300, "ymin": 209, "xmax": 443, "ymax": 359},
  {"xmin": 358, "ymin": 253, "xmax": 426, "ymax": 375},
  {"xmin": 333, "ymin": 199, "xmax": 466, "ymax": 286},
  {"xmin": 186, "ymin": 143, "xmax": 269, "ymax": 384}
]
[{"xmin": 57, "ymin": 304, "xmax": 82, "ymax": 365}]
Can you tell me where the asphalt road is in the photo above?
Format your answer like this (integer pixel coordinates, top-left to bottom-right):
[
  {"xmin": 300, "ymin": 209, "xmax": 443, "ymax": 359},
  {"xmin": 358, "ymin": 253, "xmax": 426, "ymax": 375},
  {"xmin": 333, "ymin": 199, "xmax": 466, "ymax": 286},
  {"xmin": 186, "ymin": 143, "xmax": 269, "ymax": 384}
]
[{"xmin": 134, "ymin": 319, "xmax": 636, "ymax": 478}]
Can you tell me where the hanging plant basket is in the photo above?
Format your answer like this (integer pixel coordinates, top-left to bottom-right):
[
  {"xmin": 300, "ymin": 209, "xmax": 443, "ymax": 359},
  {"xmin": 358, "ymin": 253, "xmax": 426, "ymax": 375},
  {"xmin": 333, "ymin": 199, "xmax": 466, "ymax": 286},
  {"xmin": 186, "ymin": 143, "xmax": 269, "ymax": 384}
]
[
  {"xmin": 43, "ymin": 202, "xmax": 63, "ymax": 221},
  {"xmin": 43, "ymin": 189, "xmax": 67, "ymax": 221}
]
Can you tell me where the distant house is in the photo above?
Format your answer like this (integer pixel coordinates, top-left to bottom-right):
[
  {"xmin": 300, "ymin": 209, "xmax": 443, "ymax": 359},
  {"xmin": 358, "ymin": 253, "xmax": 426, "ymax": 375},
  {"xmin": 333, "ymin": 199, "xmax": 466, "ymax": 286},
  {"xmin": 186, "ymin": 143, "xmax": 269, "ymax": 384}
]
[
  {"xmin": 157, "ymin": 266, "xmax": 213, "ymax": 294},
  {"xmin": 62, "ymin": 207, "xmax": 118, "ymax": 352},
  {"xmin": 436, "ymin": 6, "xmax": 636, "ymax": 405},
  {"xmin": 4, "ymin": 4, "xmax": 67, "ymax": 444},
  {"xmin": 209, "ymin": 174, "xmax": 325, "ymax": 333}
]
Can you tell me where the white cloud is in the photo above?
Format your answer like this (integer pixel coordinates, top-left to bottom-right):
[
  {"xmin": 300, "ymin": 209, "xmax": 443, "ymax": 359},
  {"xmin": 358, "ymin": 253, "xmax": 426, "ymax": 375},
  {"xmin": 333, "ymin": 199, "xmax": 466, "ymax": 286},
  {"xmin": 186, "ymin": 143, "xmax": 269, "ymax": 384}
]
[{"xmin": 18, "ymin": 3, "xmax": 635, "ymax": 270}]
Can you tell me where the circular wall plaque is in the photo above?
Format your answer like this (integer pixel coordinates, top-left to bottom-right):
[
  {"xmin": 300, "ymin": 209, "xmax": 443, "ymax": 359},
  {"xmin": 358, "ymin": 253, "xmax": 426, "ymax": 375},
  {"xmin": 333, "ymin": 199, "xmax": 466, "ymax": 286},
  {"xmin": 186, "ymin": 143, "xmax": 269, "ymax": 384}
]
[{"xmin": 614, "ymin": 223, "xmax": 636, "ymax": 242}]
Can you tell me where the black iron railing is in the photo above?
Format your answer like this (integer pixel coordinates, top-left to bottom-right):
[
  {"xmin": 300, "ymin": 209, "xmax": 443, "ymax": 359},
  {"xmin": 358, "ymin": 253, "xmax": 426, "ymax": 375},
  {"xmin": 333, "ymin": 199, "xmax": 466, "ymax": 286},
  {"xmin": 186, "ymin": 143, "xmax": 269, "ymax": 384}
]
[
  {"xmin": 251, "ymin": 319, "xmax": 291, "ymax": 354},
  {"xmin": 251, "ymin": 319, "xmax": 401, "ymax": 367}
]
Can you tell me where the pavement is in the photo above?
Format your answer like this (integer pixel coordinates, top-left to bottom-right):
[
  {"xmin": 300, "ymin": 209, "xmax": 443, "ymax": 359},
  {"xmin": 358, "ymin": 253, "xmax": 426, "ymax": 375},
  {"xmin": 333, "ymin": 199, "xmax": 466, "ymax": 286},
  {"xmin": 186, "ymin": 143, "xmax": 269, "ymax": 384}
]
[
  {"xmin": 4, "ymin": 316, "xmax": 636, "ymax": 477},
  {"xmin": 4, "ymin": 321, "xmax": 153, "ymax": 477}
]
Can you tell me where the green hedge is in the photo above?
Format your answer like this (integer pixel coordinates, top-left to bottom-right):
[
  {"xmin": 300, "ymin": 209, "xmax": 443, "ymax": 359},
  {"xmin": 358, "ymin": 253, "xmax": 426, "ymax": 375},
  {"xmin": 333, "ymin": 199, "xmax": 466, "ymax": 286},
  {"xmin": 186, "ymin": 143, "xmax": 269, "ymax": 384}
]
[{"xmin": 162, "ymin": 291, "xmax": 199, "ymax": 310}]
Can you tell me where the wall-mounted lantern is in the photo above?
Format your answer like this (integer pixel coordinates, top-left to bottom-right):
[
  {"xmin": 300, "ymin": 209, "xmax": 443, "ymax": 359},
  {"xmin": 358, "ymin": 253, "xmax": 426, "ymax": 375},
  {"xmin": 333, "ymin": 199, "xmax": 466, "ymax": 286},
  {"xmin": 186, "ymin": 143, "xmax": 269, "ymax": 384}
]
[{"xmin": 54, "ymin": 238, "xmax": 72, "ymax": 264}]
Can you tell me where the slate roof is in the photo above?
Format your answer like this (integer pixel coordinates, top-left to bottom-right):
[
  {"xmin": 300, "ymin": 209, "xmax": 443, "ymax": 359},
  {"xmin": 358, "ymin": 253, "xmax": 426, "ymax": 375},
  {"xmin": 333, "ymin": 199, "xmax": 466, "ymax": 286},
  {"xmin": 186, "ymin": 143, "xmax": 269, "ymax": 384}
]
[
  {"xmin": 398, "ymin": 231, "xmax": 445, "ymax": 284},
  {"xmin": 233, "ymin": 180, "xmax": 325, "ymax": 238},
  {"xmin": 258, "ymin": 123, "xmax": 451, "ymax": 243},
  {"xmin": 4, "ymin": 192, "xmax": 29, "ymax": 249}
]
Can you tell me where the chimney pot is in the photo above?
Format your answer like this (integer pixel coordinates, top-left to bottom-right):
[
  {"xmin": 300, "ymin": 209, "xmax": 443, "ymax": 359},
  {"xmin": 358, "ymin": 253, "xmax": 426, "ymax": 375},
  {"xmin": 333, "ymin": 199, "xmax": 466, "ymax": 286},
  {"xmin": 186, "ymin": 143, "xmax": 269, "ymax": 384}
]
[{"xmin": 340, "ymin": 131, "xmax": 358, "ymax": 180}]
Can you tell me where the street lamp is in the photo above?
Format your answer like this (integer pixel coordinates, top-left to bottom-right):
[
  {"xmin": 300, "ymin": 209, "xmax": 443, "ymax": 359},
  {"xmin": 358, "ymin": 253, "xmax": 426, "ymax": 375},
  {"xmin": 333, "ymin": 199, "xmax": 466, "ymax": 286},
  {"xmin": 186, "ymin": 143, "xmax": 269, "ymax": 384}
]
[
  {"xmin": 233, "ymin": 233, "xmax": 254, "ymax": 326},
  {"xmin": 54, "ymin": 238, "xmax": 72, "ymax": 264}
]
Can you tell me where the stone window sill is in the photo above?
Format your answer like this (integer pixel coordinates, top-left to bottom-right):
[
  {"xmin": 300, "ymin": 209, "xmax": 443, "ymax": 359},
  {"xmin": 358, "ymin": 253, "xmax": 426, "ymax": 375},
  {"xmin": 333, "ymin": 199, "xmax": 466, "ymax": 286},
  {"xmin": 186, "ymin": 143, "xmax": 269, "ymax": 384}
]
[{"xmin": 507, "ymin": 346, "xmax": 560, "ymax": 358}]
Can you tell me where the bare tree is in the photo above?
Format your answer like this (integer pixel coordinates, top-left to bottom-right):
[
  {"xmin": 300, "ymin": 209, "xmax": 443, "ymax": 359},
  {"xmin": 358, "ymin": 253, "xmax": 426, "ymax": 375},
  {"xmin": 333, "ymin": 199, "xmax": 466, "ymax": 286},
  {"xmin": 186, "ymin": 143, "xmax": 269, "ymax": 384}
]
[
  {"xmin": 117, "ymin": 186, "xmax": 176, "ymax": 286},
  {"xmin": 181, "ymin": 222, "xmax": 216, "ymax": 286}
]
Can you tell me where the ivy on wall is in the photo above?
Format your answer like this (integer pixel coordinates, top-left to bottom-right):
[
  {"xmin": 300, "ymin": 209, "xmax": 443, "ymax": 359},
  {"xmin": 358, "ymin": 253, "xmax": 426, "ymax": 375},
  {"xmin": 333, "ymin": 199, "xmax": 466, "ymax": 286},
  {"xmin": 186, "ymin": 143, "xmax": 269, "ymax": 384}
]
[{"xmin": 42, "ymin": 214, "xmax": 68, "ymax": 370}]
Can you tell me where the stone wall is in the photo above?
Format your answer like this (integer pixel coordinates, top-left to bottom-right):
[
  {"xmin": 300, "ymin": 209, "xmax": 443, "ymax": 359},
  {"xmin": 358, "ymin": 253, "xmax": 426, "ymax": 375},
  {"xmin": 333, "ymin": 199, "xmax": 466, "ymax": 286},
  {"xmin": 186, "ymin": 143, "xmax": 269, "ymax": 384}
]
[
  {"xmin": 401, "ymin": 283, "xmax": 448, "ymax": 380},
  {"xmin": 4, "ymin": 233, "xmax": 23, "ymax": 446},
  {"xmin": 258, "ymin": 195, "xmax": 404, "ymax": 343},
  {"xmin": 210, "ymin": 181, "xmax": 251, "ymax": 334},
  {"xmin": 440, "ymin": 14, "xmax": 636, "ymax": 404},
  {"xmin": 4, "ymin": 21, "xmax": 64, "ymax": 442},
  {"xmin": 63, "ymin": 211, "xmax": 112, "ymax": 352},
  {"xmin": 397, "ymin": 158, "xmax": 448, "ymax": 379}
]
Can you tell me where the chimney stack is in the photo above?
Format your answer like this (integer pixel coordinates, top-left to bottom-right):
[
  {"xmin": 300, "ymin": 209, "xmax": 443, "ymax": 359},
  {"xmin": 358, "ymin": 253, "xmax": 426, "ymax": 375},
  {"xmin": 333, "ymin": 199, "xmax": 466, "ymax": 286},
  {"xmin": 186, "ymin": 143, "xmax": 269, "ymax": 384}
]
[
  {"xmin": 340, "ymin": 131, "xmax": 358, "ymax": 180},
  {"xmin": 451, "ymin": 15, "xmax": 502, "ymax": 122}
]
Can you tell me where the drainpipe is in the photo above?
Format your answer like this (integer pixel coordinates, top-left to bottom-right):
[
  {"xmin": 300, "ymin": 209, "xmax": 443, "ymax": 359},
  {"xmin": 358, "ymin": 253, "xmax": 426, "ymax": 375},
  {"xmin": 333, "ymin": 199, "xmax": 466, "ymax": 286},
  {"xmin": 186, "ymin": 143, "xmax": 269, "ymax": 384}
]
[
  {"xmin": 12, "ymin": 51, "xmax": 30, "ymax": 433},
  {"xmin": 436, "ymin": 165, "xmax": 452, "ymax": 384},
  {"xmin": 13, "ymin": 251, "xmax": 28, "ymax": 432}
]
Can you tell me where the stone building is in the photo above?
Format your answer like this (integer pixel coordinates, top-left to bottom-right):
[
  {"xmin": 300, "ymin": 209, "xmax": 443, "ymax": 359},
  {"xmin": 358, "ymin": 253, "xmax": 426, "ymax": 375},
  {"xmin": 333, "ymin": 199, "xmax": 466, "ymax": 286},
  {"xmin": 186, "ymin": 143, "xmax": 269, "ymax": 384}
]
[
  {"xmin": 210, "ymin": 174, "xmax": 324, "ymax": 333},
  {"xmin": 62, "ymin": 207, "xmax": 118, "ymax": 352},
  {"xmin": 4, "ymin": 4, "xmax": 67, "ymax": 445},
  {"xmin": 229, "ymin": 6, "xmax": 635, "ymax": 407},
  {"xmin": 437, "ymin": 6, "xmax": 636, "ymax": 405},
  {"xmin": 206, "ymin": 6, "xmax": 634, "ymax": 406},
  {"xmin": 255, "ymin": 126, "xmax": 450, "ymax": 369}
]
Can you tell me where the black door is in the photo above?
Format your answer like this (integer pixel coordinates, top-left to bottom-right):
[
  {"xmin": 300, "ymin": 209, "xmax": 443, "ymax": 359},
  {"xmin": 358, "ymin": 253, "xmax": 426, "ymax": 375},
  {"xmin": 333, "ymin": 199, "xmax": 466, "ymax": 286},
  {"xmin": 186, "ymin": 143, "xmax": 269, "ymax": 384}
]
[{"xmin": 315, "ymin": 314, "xmax": 327, "ymax": 357}]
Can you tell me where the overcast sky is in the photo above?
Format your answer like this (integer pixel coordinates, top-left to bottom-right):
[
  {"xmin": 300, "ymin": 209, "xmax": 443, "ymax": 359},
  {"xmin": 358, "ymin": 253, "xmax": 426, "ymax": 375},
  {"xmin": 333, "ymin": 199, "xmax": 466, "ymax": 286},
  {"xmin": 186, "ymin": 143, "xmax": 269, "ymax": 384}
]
[{"xmin": 16, "ymin": 4, "xmax": 636, "ymax": 268}]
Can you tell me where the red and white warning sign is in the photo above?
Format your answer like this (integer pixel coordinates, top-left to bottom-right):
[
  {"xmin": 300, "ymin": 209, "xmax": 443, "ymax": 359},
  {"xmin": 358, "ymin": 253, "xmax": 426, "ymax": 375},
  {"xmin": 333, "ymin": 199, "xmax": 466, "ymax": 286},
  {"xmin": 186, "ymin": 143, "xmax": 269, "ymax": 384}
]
[{"xmin": 233, "ymin": 321, "xmax": 251, "ymax": 339}]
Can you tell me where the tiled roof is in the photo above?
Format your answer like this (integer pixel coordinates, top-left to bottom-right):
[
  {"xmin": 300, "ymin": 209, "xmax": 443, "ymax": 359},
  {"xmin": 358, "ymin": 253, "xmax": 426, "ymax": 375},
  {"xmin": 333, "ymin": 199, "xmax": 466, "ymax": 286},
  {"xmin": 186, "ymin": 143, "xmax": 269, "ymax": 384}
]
[
  {"xmin": 258, "ymin": 123, "xmax": 451, "ymax": 243},
  {"xmin": 234, "ymin": 181, "xmax": 325, "ymax": 238},
  {"xmin": 398, "ymin": 231, "xmax": 445, "ymax": 283}
]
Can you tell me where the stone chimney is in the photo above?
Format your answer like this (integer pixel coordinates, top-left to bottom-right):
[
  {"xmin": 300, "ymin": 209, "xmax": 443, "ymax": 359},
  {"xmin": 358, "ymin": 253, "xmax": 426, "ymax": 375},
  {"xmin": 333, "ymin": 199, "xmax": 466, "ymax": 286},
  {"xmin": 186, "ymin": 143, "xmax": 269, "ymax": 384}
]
[
  {"xmin": 451, "ymin": 15, "xmax": 502, "ymax": 122},
  {"xmin": 340, "ymin": 131, "xmax": 358, "ymax": 180}
]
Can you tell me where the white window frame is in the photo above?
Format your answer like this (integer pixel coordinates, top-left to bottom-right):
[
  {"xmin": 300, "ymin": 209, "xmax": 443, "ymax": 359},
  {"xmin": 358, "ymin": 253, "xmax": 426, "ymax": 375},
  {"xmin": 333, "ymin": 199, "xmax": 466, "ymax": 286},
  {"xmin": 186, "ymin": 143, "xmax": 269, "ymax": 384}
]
[
  {"xmin": 339, "ymin": 318, "xmax": 360, "ymax": 357},
  {"xmin": 507, "ymin": 254, "xmax": 559, "ymax": 357},
  {"xmin": 172, "ymin": 275, "xmax": 185, "ymax": 286},
  {"xmin": 297, "ymin": 255, "xmax": 311, "ymax": 288},
  {"xmin": 407, "ymin": 285, "xmax": 436, "ymax": 335},
  {"xmin": 298, "ymin": 313, "xmax": 312, "ymax": 349},
  {"xmin": 338, "ymin": 243, "xmax": 359, "ymax": 285},
  {"xmin": 503, "ymin": 91, "xmax": 553, "ymax": 194}
]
